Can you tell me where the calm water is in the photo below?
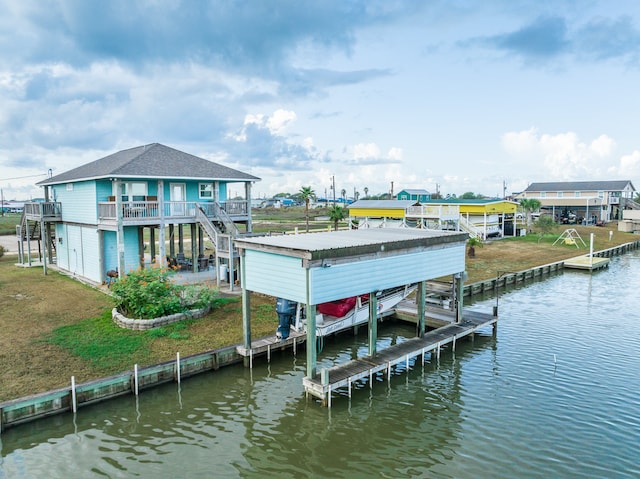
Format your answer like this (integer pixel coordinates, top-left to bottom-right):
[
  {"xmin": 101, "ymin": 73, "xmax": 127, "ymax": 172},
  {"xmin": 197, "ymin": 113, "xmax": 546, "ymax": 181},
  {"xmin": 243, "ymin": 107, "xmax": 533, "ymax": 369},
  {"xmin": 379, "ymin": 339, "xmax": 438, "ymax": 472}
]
[{"xmin": 1, "ymin": 251, "xmax": 639, "ymax": 478}]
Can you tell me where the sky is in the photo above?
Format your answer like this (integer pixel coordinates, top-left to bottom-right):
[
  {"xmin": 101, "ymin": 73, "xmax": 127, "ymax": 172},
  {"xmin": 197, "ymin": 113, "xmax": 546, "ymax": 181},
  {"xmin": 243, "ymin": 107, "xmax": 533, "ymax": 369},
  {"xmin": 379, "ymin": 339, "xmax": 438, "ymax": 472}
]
[{"xmin": 1, "ymin": 0, "xmax": 640, "ymax": 201}]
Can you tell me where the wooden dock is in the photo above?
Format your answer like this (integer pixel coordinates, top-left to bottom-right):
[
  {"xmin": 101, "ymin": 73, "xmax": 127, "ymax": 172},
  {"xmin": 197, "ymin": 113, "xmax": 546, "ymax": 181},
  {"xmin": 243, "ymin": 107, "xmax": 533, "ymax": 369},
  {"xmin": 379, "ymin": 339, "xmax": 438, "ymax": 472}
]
[
  {"xmin": 395, "ymin": 299, "xmax": 456, "ymax": 328},
  {"xmin": 303, "ymin": 309, "xmax": 497, "ymax": 406},
  {"xmin": 236, "ymin": 330, "xmax": 307, "ymax": 366},
  {"xmin": 564, "ymin": 254, "xmax": 610, "ymax": 271}
]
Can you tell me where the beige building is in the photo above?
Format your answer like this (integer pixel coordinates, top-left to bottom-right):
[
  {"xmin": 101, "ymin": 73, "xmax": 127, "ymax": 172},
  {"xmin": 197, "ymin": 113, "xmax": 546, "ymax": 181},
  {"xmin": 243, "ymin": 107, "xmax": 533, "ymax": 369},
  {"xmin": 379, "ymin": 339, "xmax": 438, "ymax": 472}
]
[{"xmin": 515, "ymin": 180, "xmax": 637, "ymax": 223}]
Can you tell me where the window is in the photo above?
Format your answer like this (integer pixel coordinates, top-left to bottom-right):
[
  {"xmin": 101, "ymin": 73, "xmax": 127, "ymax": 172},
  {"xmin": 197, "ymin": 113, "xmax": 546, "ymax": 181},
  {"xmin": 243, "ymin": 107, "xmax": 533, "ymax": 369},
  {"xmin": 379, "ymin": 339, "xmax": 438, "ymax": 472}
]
[
  {"xmin": 66, "ymin": 183, "xmax": 73, "ymax": 191},
  {"xmin": 199, "ymin": 183, "xmax": 213, "ymax": 199},
  {"xmin": 540, "ymin": 191, "xmax": 546, "ymax": 198},
  {"xmin": 118, "ymin": 182, "xmax": 147, "ymax": 202},
  {"xmin": 557, "ymin": 191, "xmax": 563, "ymax": 198},
  {"xmin": 598, "ymin": 191, "xmax": 604, "ymax": 199},
  {"xmin": 575, "ymin": 191, "xmax": 581, "ymax": 197}
]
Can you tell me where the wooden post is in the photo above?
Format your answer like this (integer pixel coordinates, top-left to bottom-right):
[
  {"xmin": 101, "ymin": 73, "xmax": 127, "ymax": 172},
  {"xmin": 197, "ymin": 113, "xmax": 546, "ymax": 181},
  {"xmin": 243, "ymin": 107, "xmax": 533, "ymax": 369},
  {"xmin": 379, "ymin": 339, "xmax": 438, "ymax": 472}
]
[
  {"xmin": 305, "ymin": 303, "xmax": 317, "ymax": 378},
  {"xmin": 305, "ymin": 268, "xmax": 317, "ymax": 379},
  {"xmin": 240, "ymin": 252, "xmax": 252, "ymax": 367},
  {"xmin": 149, "ymin": 226, "xmax": 156, "ymax": 263},
  {"xmin": 417, "ymin": 280, "xmax": 426, "ymax": 337},
  {"xmin": 115, "ymin": 180, "xmax": 125, "ymax": 277},
  {"xmin": 138, "ymin": 226, "xmax": 145, "ymax": 268},
  {"xmin": 169, "ymin": 224, "xmax": 175, "ymax": 257},
  {"xmin": 454, "ymin": 272, "xmax": 465, "ymax": 323},
  {"xmin": 190, "ymin": 223, "xmax": 197, "ymax": 272},
  {"xmin": 368, "ymin": 291, "xmax": 378, "ymax": 357}
]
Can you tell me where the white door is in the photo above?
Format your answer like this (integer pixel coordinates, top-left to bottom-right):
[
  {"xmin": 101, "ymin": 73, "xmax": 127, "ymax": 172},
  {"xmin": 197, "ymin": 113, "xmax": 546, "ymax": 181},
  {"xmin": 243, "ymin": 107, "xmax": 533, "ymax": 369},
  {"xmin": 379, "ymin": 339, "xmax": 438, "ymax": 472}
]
[{"xmin": 170, "ymin": 183, "xmax": 186, "ymax": 216}]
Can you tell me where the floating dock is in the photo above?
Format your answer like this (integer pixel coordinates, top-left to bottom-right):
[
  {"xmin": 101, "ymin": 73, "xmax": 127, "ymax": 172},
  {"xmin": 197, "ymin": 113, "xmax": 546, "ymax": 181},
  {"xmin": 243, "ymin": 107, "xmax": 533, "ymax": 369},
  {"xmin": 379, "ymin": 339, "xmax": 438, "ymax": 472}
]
[
  {"xmin": 564, "ymin": 254, "xmax": 610, "ymax": 271},
  {"xmin": 303, "ymin": 309, "xmax": 497, "ymax": 406}
]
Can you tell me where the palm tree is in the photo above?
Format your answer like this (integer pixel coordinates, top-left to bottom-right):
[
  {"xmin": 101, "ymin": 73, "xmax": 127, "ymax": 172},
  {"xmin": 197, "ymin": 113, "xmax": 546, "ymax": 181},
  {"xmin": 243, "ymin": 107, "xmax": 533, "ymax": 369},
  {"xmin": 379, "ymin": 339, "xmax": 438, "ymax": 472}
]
[
  {"xmin": 467, "ymin": 237, "xmax": 483, "ymax": 258},
  {"xmin": 520, "ymin": 198, "xmax": 541, "ymax": 231},
  {"xmin": 328, "ymin": 205, "xmax": 346, "ymax": 231},
  {"xmin": 299, "ymin": 186, "xmax": 315, "ymax": 232},
  {"xmin": 364, "ymin": 187, "xmax": 369, "ymax": 198},
  {"xmin": 340, "ymin": 188, "xmax": 346, "ymax": 203}
]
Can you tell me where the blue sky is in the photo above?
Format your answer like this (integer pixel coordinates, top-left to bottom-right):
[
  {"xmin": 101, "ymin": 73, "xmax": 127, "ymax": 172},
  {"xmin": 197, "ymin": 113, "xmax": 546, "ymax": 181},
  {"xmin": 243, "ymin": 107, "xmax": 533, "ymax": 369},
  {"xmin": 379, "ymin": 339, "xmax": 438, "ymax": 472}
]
[{"xmin": 1, "ymin": 0, "xmax": 639, "ymax": 201}]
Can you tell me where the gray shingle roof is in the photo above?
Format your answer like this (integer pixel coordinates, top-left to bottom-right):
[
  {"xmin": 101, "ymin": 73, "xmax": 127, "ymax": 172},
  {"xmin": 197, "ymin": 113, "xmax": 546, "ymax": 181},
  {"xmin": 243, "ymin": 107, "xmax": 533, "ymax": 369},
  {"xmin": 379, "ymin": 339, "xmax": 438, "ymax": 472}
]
[
  {"xmin": 524, "ymin": 180, "xmax": 634, "ymax": 192},
  {"xmin": 38, "ymin": 143, "xmax": 260, "ymax": 185}
]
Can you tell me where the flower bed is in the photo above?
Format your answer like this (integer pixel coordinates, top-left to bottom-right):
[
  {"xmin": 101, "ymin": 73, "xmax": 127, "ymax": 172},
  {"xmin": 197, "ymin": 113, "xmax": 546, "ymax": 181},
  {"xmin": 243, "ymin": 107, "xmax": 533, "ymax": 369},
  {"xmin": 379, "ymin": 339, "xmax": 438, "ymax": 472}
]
[{"xmin": 112, "ymin": 306, "xmax": 211, "ymax": 330}]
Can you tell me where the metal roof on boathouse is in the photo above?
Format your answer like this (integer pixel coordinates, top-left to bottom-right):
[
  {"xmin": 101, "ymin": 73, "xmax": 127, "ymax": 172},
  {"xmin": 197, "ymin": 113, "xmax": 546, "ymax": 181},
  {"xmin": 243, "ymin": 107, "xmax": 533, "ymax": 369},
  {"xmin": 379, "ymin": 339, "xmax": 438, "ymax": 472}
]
[{"xmin": 234, "ymin": 228, "xmax": 469, "ymax": 305}]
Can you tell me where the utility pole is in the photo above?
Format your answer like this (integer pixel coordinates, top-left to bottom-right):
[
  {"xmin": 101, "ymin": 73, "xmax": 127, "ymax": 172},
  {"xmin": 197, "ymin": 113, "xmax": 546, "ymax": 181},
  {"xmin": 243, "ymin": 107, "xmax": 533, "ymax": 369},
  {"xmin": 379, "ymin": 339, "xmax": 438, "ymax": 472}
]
[
  {"xmin": 503, "ymin": 180, "xmax": 507, "ymax": 199},
  {"xmin": 332, "ymin": 175, "xmax": 336, "ymax": 204},
  {"xmin": 390, "ymin": 181, "xmax": 394, "ymax": 199}
]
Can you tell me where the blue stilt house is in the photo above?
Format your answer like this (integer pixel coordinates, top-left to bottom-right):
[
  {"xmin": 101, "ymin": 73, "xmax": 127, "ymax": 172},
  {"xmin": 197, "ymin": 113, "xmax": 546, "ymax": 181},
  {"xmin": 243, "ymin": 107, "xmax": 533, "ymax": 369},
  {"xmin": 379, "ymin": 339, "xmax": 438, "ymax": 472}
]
[{"xmin": 18, "ymin": 143, "xmax": 259, "ymax": 285}]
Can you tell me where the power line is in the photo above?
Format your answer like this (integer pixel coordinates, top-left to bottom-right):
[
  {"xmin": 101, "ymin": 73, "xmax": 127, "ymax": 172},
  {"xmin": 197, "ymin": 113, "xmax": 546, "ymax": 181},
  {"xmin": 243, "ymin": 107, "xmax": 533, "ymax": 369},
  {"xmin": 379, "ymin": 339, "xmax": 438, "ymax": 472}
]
[{"xmin": 0, "ymin": 172, "xmax": 49, "ymax": 182}]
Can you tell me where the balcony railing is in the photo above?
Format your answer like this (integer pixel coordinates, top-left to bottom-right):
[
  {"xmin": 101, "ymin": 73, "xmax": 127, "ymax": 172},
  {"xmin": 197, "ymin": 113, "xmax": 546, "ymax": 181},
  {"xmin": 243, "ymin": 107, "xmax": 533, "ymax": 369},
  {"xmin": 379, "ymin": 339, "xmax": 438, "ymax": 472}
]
[
  {"xmin": 406, "ymin": 204, "xmax": 460, "ymax": 220},
  {"xmin": 97, "ymin": 200, "xmax": 249, "ymax": 223},
  {"xmin": 24, "ymin": 202, "xmax": 62, "ymax": 220}
]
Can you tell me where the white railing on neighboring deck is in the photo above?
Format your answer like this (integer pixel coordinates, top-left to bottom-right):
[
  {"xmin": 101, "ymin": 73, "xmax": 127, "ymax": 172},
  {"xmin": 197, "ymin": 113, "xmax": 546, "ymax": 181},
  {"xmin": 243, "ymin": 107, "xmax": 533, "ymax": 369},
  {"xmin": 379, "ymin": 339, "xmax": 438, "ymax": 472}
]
[
  {"xmin": 459, "ymin": 215, "xmax": 483, "ymax": 240},
  {"xmin": 405, "ymin": 204, "xmax": 460, "ymax": 220}
]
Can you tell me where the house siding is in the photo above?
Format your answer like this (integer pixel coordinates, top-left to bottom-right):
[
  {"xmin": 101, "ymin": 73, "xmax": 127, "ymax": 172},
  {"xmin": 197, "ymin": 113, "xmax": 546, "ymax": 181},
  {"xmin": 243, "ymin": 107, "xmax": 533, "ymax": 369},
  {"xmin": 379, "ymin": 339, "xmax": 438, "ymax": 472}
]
[
  {"xmin": 55, "ymin": 224, "xmax": 69, "ymax": 271},
  {"xmin": 96, "ymin": 179, "xmax": 113, "ymax": 201},
  {"xmin": 104, "ymin": 231, "xmax": 118, "ymax": 273},
  {"xmin": 348, "ymin": 207, "xmax": 407, "ymax": 218},
  {"xmin": 243, "ymin": 251, "xmax": 307, "ymax": 302},
  {"xmin": 58, "ymin": 225, "xmax": 101, "ymax": 282},
  {"xmin": 308, "ymin": 245, "xmax": 465, "ymax": 304},
  {"xmin": 53, "ymin": 181, "xmax": 98, "ymax": 224},
  {"xmin": 123, "ymin": 227, "xmax": 141, "ymax": 273},
  {"xmin": 243, "ymin": 243, "xmax": 466, "ymax": 304}
]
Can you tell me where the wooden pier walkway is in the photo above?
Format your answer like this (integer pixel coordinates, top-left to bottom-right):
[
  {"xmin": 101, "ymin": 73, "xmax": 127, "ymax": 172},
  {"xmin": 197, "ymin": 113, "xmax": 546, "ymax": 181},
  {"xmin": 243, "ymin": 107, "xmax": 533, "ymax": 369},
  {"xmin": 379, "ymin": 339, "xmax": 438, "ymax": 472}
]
[
  {"xmin": 236, "ymin": 330, "xmax": 307, "ymax": 366},
  {"xmin": 303, "ymin": 309, "xmax": 497, "ymax": 406}
]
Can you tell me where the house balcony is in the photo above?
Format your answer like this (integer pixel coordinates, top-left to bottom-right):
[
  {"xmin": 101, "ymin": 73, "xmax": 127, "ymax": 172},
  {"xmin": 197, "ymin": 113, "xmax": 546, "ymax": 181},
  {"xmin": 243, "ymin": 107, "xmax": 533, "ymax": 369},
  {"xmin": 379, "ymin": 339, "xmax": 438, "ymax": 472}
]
[
  {"xmin": 23, "ymin": 202, "xmax": 62, "ymax": 221},
  {"xmin": 97, "ymin": 200, "xmax": 250, "ymax": 228}
]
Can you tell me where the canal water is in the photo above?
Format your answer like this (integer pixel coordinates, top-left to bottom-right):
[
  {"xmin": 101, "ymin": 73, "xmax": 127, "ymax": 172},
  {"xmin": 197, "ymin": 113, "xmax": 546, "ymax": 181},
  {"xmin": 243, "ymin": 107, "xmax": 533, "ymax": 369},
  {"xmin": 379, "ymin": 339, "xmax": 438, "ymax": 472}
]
[{"xmin": 1, "ymin": 251, "xmax": 639, "ymax": 478}]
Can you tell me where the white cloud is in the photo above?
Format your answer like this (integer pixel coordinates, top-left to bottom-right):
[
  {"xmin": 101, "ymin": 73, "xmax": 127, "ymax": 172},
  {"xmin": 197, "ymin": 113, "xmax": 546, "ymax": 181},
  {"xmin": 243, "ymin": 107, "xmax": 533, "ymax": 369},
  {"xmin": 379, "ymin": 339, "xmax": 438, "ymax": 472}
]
[
  {"xmin": 609, "ymin": 150, "xmax": 640, "ymax": 177},
  {"xmin": 501, "ymin": 128, "xmax": 619, "ymax": 180},
  {"xmin": 352, "ymin": 142, "xmax": 381, "ymax": 159},
  {"xmin": 266, "ymin": 109, "xmax": 297, "ymax": 134},
  {"xmin": 388, "ymin": 147, "xmax": 403, "ymax": 161}
]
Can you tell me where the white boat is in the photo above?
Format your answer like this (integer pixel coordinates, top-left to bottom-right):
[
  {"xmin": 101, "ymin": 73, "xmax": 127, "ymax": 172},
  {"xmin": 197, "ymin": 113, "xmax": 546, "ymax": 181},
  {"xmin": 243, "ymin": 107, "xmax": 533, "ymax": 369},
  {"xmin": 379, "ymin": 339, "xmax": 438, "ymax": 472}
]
[{"xmin": 276, "ymin": 284, "xmax": 417, "ymax": 339}]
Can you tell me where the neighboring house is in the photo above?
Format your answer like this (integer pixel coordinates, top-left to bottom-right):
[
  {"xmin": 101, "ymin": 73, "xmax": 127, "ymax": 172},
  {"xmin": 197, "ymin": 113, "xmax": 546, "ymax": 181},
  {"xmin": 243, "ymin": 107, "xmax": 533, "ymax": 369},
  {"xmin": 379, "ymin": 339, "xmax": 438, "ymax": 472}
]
[
  {"xmin": 396, "ymin": 189, "xmax": 431, "ymax": 202},
  {"xmin": 420, "ymin": 198, "xmax": 518, "ymax": 239},
  {"xmin": 348, "ymin": 200, "xmax": 419, "ymax": 228},
  {"xmin": 348, "ymin": 198, "xmax": 518, "ymax": 239},
  {"xmin": 18, "ymin": 143, "xmax": 259, "ymax": 285},
  {"xmin": 515, "ymin": 180, "xmax": 637, "ymax": 223}
]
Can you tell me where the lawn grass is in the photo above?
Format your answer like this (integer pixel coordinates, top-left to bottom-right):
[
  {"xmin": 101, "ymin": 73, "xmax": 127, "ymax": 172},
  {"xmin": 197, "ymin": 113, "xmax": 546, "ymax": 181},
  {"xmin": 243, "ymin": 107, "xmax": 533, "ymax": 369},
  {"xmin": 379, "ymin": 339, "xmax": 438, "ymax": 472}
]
[
  {"xmin": 0, "ymin": 213, "xmax": 21, "ymax": 235},
  {"xmin": 0, "ymin": 257, "xmax": 276, "ymax": 401}
]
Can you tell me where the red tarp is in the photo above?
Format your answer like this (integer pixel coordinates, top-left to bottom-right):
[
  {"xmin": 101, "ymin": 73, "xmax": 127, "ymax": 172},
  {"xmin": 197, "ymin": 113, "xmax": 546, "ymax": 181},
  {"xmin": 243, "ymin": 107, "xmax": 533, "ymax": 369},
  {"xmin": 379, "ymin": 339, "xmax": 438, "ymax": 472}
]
[{"xmin": 317, "ymin": 296, "xmax": 357, "ymax": 317}]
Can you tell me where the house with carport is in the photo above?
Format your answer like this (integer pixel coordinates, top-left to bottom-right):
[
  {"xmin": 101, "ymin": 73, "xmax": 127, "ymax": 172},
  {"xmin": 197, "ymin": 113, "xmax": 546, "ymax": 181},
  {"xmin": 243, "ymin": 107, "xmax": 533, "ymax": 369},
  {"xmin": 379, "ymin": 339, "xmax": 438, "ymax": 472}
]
[{"xmin": 515, "ymin": 180, "xmax": 638, "ymax": 223}]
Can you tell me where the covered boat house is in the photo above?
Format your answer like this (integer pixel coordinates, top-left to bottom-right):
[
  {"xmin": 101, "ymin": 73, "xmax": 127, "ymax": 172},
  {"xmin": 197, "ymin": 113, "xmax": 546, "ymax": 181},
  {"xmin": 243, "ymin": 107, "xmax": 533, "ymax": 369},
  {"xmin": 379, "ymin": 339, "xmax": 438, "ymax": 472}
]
[{"xmin": 234, "ymin": 228, "xmax": 495, "ymax": 405}]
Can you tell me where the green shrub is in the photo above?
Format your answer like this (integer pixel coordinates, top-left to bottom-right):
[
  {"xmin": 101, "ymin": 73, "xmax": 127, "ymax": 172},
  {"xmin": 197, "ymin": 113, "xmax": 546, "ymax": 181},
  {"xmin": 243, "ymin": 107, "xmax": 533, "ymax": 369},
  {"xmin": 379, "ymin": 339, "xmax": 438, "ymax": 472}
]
[
  {"xmin": 110, "ymin": 266, "xmax": 217, "ymax": 319},
  {"xmin": 0, "ymin": 244, "xmax": 4, "ymax": 258}
]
